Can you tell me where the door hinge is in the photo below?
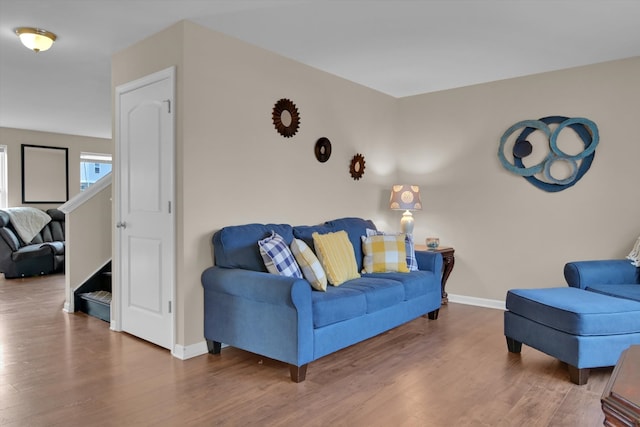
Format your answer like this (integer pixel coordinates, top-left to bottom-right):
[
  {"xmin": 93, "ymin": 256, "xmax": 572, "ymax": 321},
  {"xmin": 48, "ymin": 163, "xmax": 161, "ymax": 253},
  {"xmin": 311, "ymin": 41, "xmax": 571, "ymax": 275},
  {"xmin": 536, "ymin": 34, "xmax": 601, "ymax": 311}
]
[
  {"xmin": 163, "ymin": 99, "xmax": 171, "ymax": 113},
  {"xmin": 168, "ymin": 301, "xmax": 172, "ymax": 314},
  {"xmin": 168, "ymin": 201, "xmax": 172, "ymax": 214}
]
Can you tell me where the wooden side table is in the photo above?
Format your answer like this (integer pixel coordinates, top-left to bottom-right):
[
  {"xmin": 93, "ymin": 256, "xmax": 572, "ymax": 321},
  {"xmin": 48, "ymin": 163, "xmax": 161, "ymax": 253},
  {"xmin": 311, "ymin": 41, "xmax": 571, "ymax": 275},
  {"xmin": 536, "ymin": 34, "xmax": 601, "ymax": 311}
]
[
  {"xmin": 415, "ymin": 245, "xmax": 455, "ymax": 304},
  {"xmin": 601, "ymin": 345, "xmax": 640, "ymax": 426}
]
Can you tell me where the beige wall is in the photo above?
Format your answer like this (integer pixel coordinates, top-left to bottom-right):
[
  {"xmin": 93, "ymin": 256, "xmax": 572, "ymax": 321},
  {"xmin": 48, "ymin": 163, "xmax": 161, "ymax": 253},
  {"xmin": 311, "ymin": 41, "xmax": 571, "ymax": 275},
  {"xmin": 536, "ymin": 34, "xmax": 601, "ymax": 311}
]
[
  {"xmin": 113, "ymin": 20, "xmax": 639, "ymax": 350},
  {"xmin": 64, "ymin": 183, "xmax": 113, "ymax": 312},
  {"xmin": 0, "ymin": 127, "xmax": 112, "ymax": 208},
  {"xmin": 179, "ymin": 23, "xmax": 397, "ymax": 346},
  {"xmin": 397, "ymin": 57, "xmax": 640, "ymax": 301},
  {"xmin": 113, "ymin": 21, "xmax": 397, "ymax": 348}
]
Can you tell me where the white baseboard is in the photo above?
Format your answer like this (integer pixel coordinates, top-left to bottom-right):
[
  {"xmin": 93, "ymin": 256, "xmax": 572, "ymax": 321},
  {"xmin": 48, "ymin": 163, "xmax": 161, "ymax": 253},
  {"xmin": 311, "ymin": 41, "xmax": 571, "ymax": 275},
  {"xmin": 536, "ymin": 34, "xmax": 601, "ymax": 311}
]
[
  {"xmin": 156, "ymin": 296, "xmax": 505, "ymax": 362},
  {"xmin": 448, "ymin": 293, "xmax": 505, "ymax": 310},
  {"xmin": 172, "ymin": 341, "xmax": 209, "ymax": 360}
]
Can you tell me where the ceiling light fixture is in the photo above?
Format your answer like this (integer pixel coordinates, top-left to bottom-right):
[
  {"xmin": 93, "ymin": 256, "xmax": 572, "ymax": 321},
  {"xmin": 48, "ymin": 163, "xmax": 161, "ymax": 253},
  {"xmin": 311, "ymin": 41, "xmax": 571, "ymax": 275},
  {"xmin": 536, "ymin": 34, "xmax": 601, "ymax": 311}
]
[{"xmin": 15, "ymin": 27, "xmax": 57, "ymax": 53}]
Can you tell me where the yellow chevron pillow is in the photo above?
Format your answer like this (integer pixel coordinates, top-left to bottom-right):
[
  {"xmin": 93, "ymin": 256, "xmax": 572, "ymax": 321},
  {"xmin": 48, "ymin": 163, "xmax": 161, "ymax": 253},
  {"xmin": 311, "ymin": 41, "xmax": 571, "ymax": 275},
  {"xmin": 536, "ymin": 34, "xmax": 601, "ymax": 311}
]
[
  {"xmin": 361, "ymin": 234, "xmax": 409, "ymax": 273},
  {"xmin": 312, "ymin": 231, "xmax": 360, "ymax": 286}
]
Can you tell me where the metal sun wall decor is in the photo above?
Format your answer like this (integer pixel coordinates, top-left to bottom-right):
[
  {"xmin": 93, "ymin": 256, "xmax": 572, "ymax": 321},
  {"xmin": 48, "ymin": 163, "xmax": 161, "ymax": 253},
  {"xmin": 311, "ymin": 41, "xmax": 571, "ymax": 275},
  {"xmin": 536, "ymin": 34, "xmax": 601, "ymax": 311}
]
[
  {"xmin": 349, "ymin": 153, "xmax": 366, "ymax": 180},
  {"xmin": 498, "ymin": 116, "xmax": 599, "ymax": 192},
  {"xmin": 272, "ymin": 98, "xmax": 300, "ymax": 138}
]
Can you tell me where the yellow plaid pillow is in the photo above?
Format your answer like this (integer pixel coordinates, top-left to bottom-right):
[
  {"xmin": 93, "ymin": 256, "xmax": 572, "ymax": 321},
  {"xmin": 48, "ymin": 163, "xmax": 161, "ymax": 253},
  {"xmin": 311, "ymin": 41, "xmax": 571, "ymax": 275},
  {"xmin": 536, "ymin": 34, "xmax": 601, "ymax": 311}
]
[
  {"xmin": 361, "ymin": 234, "xmax": 409, "ymax": 273},
  {"xmin": 312, "ymin": 231, "xmax": 360, "ymax": 286}
]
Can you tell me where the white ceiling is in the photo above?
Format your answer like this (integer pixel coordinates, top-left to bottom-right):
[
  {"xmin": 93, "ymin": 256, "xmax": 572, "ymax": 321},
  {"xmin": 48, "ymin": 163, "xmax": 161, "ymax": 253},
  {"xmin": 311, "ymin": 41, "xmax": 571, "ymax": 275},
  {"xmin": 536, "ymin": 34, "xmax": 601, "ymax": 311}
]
[{"xmin": 1, "ymin": 0, "xmax": 639, "ymax": 139}]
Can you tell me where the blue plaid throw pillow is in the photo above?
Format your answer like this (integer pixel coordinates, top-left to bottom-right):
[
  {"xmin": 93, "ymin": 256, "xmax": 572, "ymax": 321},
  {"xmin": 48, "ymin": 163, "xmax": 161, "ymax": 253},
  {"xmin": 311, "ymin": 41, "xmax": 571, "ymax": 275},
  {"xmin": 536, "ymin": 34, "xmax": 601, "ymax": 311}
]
[{"xmin": 258, "ymin": 231, "xmax": 303, "ymax": 278}]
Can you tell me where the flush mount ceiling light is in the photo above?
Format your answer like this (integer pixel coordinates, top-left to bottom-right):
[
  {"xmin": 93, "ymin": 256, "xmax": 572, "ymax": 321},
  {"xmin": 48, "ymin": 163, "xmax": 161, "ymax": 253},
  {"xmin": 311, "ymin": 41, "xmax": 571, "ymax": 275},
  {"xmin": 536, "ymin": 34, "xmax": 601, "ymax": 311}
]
[{"xmin": 15, "ymin": 27, "xmax": 57, "ymax": 52}]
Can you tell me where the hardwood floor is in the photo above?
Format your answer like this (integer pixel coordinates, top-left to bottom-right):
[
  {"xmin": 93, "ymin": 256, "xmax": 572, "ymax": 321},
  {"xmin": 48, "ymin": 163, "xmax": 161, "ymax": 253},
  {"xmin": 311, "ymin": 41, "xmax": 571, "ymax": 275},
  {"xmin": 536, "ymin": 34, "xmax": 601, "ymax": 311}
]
[{"xmin": 0, "ymin": 274, "xmax": 608, "ymax": 426}]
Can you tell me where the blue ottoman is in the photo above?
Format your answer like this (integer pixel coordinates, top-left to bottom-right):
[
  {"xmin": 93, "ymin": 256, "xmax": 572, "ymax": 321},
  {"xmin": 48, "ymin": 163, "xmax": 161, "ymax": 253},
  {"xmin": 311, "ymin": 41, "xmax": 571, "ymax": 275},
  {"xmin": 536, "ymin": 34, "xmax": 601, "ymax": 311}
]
[{"xmin": 504, "ymin": 287, "xmax": 640, "ymax": 384}]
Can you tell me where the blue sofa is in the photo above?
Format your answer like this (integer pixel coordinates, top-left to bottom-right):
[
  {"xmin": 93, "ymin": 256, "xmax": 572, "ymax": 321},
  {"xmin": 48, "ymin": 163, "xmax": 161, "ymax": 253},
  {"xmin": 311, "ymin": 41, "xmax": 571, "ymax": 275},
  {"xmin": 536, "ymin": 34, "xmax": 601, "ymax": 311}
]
[
  {"xmin": 504, "ymin": 259, "xmax": 640, "ymax": 384},
  {"xmin": 201, "ymin": 217, "xmax": 443, "ymax": 382}
]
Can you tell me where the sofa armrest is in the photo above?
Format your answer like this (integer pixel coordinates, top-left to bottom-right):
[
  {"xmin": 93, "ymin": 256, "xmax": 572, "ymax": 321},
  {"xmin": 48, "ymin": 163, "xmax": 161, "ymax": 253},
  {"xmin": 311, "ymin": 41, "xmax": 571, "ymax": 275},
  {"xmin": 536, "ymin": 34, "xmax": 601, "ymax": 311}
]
[
  {"xmin": 201, "ymin": 266, "xmax": 314, "ymax": 366},
  {"xmin": 11, "ymin": 244, "xmax": 53, "ymax": 262},
  {"xmin": 415, "ymin": 250, "xmax": 443, "ymax": 274},
  {"xmin": 564, "ymin": 260, "xmax": 640, "ymax": 289},
  {"xmin": 40, "ymin": 241, "xmax": 64, "ymax": 255},
  {"xmin": 201, "ymin": 266, "xmax": 312, "ymax": 307}
]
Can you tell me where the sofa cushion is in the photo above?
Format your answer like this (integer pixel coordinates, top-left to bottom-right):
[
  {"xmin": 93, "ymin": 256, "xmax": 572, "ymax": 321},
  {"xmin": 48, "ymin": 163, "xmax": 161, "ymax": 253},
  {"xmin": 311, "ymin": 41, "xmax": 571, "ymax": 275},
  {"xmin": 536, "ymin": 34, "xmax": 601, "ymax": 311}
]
[
  {"xmin": 0, "ymin": 211, "xmax": 10, "ymax": 228},
  {"xmin": 46, "ymin": 208, "xmax": 65, "ymax": 222},
  {"xmin": 364, "ymin": 270, "xmax": 438, "ymax": 300},
  {"xmin": 506, "ymin": 287, "xmax": 640, "ymax": 336},
  {"xmin": 586, "ymin": 284, "xmax": 640, "ymax": 302},
  {"xmin": 290, "ymin": 238, "xmax": 327, "ymax": 291},
  {"xmin": 312, "ymin": 231, "xmax": 360, "ymax": 286},
  {"xmin": 340, "ymin": 277, "xmax": 405, "ymax": 313},
  {"xmin": 292, "ymin": 224, "xmax": 333, "ymax": 252},
  {"xmin": 311, "ymin": 285, "xmax": 367, "ymax": 328},
  {"xmin": 361, "ymin": 234, "xmax": 409, "ymax": 273},
  {"xmin": 213, "ymin": 223, "xmax": 293, "ymax": 272},
  {"xmin": 0, "ymin": 227, "xmax": 20, "ymax": 251},
  {"xmin": 311, "ymin": 277, "xmax": 405, "ymax": 327},
  {"xmin": 258, "ymin": 231, "xmax": 302, "ymax": 278}
]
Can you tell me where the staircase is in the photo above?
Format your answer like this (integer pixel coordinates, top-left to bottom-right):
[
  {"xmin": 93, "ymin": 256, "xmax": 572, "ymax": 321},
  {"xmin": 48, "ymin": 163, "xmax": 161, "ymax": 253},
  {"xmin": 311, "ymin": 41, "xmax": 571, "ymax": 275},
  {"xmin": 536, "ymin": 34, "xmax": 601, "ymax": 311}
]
[{"xmin": 74, "ymin": 261, "xmax": 112, "ymax": 322}]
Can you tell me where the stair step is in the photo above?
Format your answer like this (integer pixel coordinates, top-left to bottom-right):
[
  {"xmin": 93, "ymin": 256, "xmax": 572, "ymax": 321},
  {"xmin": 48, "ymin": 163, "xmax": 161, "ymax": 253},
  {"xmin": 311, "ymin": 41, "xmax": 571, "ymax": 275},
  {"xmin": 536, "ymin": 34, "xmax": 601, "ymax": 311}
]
[
  {"xmin": 80, "ymin": 290, "xmax": 112, "ymax": 305},
  {"xmin": 79, "ymin": 291, "xmax": 111, "ymax": 322}
]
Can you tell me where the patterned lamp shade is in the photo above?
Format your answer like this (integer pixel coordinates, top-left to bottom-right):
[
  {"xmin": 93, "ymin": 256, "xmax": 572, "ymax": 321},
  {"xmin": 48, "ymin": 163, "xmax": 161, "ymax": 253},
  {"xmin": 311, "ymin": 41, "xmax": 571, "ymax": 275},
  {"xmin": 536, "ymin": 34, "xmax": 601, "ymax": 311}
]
[{"xmin": 389, "ymin": 185, "xmax": 422, "ymax": 211}]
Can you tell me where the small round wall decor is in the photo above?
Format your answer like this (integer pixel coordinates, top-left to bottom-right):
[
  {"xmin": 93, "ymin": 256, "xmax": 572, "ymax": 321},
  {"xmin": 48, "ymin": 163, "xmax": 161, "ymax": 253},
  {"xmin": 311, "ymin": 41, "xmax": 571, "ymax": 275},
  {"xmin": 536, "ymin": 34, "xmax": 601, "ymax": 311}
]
[
  {"xmin": 349, "ymin": 153, "xmax": 366, "ymax": 180},
  {"xmin": 272, "ymin": 98, "xmax": 300, "ymax": 138},
  {"xmin": 498, "ymin": 116, "xmax": 599, "ymax": 192},
  {"xmin": 314, "ymin": 137, "xmax": 332, "ymax": 163}
]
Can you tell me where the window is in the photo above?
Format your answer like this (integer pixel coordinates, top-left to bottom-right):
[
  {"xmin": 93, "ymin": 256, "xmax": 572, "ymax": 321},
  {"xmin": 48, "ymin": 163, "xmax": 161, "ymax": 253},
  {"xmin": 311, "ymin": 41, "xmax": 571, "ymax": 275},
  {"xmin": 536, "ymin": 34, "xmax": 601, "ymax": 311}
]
[
  {"xmin": 80, "ymin": 152, "xmax": 112, "ymax": 191},
  {"xmin": 0, "ymin": 145, "xmax": 7, "ymax": 208}
]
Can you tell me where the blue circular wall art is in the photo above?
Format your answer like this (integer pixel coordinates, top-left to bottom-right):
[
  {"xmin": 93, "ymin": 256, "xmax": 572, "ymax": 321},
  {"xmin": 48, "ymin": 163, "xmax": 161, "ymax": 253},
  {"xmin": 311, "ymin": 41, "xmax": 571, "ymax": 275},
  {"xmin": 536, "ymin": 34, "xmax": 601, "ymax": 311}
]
[{"xmin": 498, "ymin": 116, "xmax": 599, "ymax": 192}]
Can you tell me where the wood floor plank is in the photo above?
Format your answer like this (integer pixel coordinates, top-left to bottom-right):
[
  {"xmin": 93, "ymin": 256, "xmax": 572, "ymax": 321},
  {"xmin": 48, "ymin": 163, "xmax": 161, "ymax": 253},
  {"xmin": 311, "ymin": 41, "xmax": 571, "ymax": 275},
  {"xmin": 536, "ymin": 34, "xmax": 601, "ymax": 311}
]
[{"xmin": 0, "ymin": 274, "xmax": 609, "ymax": 426}]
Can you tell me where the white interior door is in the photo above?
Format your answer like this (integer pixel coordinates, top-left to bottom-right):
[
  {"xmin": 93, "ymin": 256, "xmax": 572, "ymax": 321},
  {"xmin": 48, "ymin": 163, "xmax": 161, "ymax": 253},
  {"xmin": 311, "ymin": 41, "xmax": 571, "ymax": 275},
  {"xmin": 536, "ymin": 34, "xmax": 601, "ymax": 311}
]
[{"xmin": 115, "ymin": 67, "xmax": 175, "ymax": 350}]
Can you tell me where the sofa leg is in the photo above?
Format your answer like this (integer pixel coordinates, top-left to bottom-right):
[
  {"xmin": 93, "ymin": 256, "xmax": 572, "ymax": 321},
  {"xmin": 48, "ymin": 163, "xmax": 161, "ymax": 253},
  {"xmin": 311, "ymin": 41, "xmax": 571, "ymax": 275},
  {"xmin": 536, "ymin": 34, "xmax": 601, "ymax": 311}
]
[
  {"xmin": 506, "ymin": 337, "xmax": 522, "ymax": 353},
  {"xmin": 568, "ymin": 365, "xmax": 589, "ymax": 385},
  {"xmin": 290, "ymin": 364, "xmax": 307, "ymax": 383},
  {"xmin": 427, "ymin": 309, "xmax": 439, "ymax": 320},
  {"xmin": 206, "ymin": 339, "xmax": 221, "ymax": 354}
]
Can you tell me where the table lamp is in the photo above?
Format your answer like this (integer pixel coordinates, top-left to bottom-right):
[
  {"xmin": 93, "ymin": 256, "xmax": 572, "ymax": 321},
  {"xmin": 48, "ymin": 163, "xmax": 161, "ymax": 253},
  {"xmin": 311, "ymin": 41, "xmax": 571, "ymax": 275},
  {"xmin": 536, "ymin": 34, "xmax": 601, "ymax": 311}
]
[{"xmin": 389, "ymin": 185, "xmax": 422, "ymax": 235}]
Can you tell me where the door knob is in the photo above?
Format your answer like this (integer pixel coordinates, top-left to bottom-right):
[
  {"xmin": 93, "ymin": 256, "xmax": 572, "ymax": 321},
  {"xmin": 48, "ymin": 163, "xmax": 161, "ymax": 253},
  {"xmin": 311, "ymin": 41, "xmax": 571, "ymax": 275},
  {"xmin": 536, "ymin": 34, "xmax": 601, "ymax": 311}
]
[{"xmin": 116, "ymin": 221, "xmax": 127, "ymax": 229}]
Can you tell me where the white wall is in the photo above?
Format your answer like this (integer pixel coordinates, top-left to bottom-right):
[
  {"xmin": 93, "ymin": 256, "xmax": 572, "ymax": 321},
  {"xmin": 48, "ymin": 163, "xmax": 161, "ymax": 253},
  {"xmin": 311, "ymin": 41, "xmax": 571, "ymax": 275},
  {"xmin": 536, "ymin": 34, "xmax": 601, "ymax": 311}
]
[
  {"xmin": 0, "ymin": 127, "xmax": 112, "ymax": 208},
  {"xmin": 114, "ymin": 21, "xmax": 639, "ymax": 351}
]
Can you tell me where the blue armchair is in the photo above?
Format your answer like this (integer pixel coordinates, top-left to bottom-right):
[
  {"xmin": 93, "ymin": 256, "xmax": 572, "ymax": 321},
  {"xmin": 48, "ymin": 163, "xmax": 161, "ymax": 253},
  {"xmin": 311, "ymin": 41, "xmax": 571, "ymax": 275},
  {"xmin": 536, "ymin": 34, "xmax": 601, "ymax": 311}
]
[
  {"xmin": 504, "ymin": 258, "xmax": 640, "ymax": 384},
  {"xmin": 564, "ymin": 259, "xmax": 640, "ymax": 302}
]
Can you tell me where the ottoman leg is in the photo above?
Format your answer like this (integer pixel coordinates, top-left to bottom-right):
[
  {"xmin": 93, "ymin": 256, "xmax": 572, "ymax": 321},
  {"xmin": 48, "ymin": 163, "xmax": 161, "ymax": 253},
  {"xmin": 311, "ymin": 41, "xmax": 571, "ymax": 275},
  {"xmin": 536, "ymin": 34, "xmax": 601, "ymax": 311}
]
[
  {"xmin": 567, "ymin": 365, "xmax": 589, "ymax": 385},
  {"xmin": 506, "ymin": 337, "xmax": 522, "ymax": 353}
]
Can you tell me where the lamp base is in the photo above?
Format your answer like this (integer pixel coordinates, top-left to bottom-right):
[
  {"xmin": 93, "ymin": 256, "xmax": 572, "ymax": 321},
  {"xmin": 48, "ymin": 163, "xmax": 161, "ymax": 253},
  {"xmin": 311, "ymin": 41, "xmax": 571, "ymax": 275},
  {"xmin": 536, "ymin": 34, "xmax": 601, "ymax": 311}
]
[{"xmin": 400, "ymin": 211, "xmax": 414, "ymax": 235}]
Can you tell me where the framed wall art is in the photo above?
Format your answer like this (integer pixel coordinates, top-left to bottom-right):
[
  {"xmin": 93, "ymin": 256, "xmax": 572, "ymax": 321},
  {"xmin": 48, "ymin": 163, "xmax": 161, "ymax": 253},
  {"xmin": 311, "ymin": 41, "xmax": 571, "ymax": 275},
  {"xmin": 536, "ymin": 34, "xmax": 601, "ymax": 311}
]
[{"xmin": 21, "ymin": 144, "xmax": 69, "ymax": 204}]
